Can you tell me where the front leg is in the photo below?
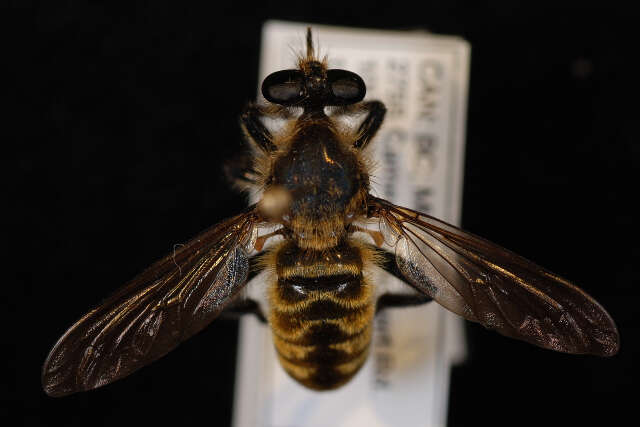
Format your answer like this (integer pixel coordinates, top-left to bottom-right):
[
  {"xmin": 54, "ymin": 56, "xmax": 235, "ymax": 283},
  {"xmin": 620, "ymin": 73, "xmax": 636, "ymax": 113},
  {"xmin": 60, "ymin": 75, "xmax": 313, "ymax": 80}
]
[
  {"xmin": 240, "ymin": 103, "xmax": 292, "ymax": 152},
  {"xmin": 354, "ymin": 100, "xmax": 387, "ymax": 149}
]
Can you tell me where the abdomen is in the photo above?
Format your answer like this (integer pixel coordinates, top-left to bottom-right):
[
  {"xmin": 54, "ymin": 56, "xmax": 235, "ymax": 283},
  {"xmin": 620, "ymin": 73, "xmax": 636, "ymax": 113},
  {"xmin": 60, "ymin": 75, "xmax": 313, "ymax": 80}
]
[{"xmin": 267, "ymin": 240, "xmax": 374, "ymax": 390}]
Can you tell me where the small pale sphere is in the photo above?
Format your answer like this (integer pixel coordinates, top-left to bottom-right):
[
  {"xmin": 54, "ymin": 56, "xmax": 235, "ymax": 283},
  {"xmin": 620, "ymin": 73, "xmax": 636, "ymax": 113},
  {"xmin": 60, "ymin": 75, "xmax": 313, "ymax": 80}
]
[{"xmin": 258, "ymin": 185, "xmax": 292, "ymax": 220}]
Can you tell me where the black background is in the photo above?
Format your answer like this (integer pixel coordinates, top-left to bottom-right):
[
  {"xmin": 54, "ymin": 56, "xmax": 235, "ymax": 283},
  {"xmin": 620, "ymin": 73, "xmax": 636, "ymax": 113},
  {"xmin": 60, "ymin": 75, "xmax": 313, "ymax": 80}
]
[{"xmin": 7, "ymin": 2, "xmax": 637, "ymax": 426}]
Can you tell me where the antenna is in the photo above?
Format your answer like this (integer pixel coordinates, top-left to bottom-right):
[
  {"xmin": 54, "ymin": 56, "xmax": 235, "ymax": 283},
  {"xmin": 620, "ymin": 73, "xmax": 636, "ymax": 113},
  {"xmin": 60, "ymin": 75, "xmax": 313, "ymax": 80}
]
[{"xmin": 306, "ymin": 27, "xmax": 315, "ymax": 59}]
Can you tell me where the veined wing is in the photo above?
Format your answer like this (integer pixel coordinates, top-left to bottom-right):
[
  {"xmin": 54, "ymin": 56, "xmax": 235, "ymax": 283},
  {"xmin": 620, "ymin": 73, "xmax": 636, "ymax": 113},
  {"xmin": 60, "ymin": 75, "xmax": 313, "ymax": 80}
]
[
  {"xmin": 368, "ymin": 196, "xmax": 619, "ymax": 356},
  {"xmin": 42, "ymin": 208, "xmax": 263, "ymax": 397}
]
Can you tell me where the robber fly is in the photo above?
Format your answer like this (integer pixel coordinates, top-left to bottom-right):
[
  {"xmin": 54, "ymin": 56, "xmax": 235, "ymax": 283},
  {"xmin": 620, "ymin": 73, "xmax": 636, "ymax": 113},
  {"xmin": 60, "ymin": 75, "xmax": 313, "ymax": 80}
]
[{"xmin": 42, "ymin": 29, "xmax": 620, "ymax": 397}]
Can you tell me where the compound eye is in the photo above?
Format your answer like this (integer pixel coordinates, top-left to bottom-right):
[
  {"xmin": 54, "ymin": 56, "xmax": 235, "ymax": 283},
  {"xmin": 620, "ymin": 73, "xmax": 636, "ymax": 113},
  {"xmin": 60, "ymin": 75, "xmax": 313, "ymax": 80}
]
[
  {"xmin": 261, "ymin": 70, "xmax": 304, "ymax": 105},
  {"xmin": 327, "ymin": 69, "xmax": 366, "ymax": 105}
]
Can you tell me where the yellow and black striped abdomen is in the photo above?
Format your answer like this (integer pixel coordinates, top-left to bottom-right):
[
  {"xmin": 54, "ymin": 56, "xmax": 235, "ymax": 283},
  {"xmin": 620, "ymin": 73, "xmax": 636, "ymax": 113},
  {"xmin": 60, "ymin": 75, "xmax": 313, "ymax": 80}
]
[{"xmin": 268, "ymin": 240, "xmax": 374, "ymax": 390}]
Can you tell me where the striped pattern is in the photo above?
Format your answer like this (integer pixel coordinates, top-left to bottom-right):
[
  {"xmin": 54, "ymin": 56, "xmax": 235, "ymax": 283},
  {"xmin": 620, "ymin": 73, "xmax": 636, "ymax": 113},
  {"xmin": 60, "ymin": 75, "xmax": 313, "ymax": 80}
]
[{"xmin": 269, "ymin": 241, "xmax": 374, "ymax": 390}]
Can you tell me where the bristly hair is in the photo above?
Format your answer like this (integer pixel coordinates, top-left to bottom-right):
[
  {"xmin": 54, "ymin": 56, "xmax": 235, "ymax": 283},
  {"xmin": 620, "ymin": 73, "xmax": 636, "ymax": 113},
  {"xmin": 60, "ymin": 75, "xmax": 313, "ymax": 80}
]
[
  {"xmin": 306, "ymin": 27, "xmax": 314, "ymax": 60},
  {"xmin": 297, "ymin": 27, "xmax": 328, "ymax": 69}
]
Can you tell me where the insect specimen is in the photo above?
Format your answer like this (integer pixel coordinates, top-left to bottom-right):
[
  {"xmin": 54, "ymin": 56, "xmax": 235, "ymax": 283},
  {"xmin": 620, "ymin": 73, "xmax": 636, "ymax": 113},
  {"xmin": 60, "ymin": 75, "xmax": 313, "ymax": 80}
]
[{"xmin": 42, "ymin": 29, "xmax": 619, "ymax": 397}]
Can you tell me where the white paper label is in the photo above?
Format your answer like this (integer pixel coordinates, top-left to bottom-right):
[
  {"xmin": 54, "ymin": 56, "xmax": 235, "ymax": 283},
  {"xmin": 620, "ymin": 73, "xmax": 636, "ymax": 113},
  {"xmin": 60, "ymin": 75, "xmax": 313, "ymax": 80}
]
[{"xmin": 234, "ymin": 21, "xmax": 470, "ymax": 427}]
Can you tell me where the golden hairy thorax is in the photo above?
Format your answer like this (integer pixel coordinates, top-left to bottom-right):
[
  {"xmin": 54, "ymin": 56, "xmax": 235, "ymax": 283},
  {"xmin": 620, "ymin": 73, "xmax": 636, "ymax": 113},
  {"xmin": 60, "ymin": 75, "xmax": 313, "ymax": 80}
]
[
  {"xmin": 254, "ymin": 117, "xmax": 370, "ymax": 250},
  {"xmin": 264, "ymin": 240, "xmax": 376, "ymax": 390}
]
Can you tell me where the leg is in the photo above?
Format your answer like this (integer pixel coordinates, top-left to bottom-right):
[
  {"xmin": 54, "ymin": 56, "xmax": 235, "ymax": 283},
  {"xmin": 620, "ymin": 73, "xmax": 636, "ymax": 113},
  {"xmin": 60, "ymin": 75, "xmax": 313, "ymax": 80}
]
[
  {"xmin": 221, "ymin": 298, "xmax": 267, "ymax": 323},
  {"xmin": 354, "ymin": 101, "xmax": 387, "ymax": 149},
  {"xmin": 224, "ymin": 153, "xmax": 259, "ymax": 190},
  {"xmin": 376, "ymin": 293, "xmax": 432, "ymax": 313},
  {"xmin": 375, "ymin": 248, "xmax": 433, "ymax": 313},
  {"xmin": 220, "ymin": 256, "xmax": 269, "ymax": 323},
  {"xmin": 240, "ymin": 103, "xmax": 291, "ymax": 152}
]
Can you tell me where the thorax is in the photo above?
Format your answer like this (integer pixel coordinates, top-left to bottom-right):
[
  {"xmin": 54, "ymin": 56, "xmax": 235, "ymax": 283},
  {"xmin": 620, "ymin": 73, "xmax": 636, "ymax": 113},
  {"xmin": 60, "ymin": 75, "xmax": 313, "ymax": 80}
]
[{"xmin": 271, "ymin": 119, "xmax": 368, "ymax": 250}]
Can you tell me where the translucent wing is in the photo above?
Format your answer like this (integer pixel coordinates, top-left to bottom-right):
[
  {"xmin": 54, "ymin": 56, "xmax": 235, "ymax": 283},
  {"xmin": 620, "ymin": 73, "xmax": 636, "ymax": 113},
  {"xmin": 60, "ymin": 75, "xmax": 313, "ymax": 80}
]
[
  {"xmin": 368, "ymin": 196, "xmax": 619, "ymax": 356},
  {"xmin": 42, "ymin": 209, "xmax": 263, "ymax": 397}
]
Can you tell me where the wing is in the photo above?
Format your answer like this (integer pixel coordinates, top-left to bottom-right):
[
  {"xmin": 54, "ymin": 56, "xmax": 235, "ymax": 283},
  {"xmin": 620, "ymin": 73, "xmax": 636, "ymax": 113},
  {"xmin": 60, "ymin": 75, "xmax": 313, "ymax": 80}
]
[
  {"xmin": 368, "ymin": 196, "xmax": 620, "ymax": 356},
  {"xmin": 42, "ymin": 208, "xmax": 263, "ymax": 397}
]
